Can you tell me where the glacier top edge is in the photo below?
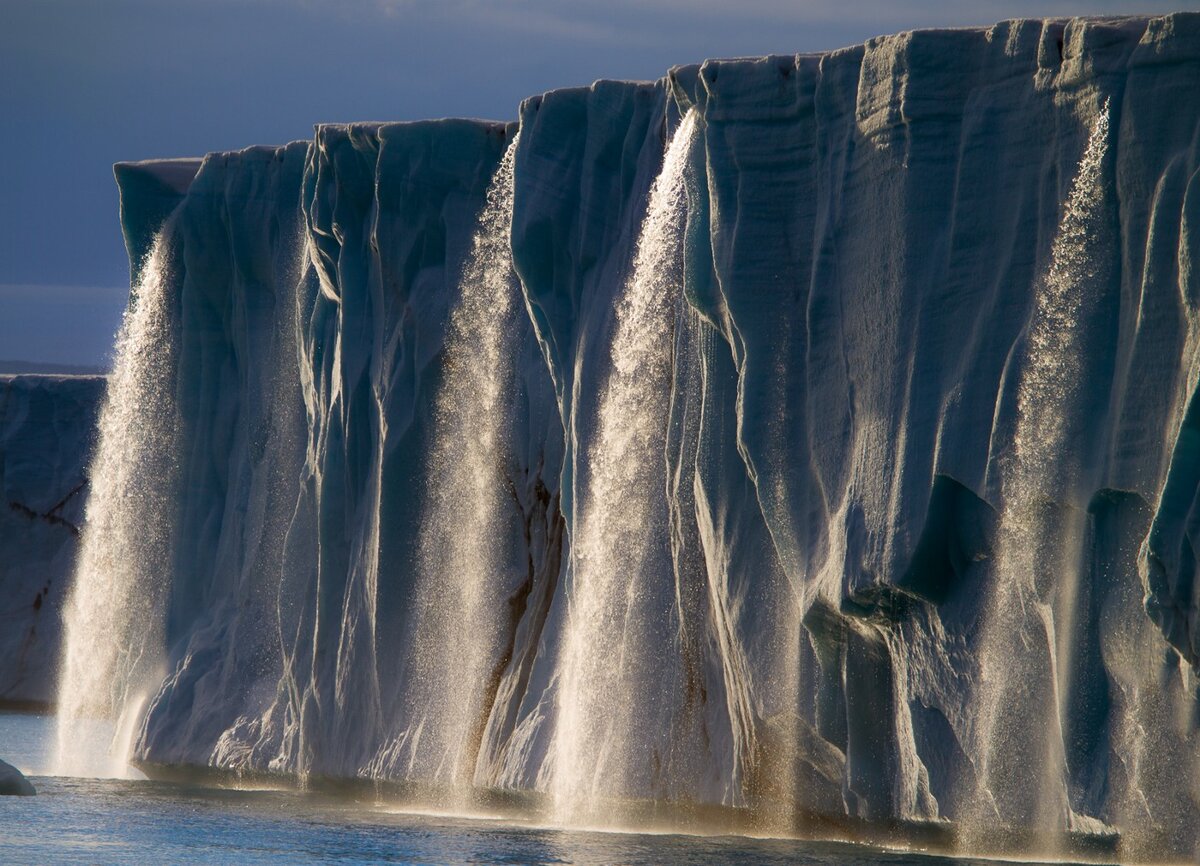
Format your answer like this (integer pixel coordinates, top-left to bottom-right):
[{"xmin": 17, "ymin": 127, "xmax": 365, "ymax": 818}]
[{"xmin": 113, "ymin": 158, "xmax": 203, "ymax": 196}]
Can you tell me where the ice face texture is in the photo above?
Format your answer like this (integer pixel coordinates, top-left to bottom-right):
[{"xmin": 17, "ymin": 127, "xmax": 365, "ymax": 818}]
[
  {"xmin": 0, "ymin": 375, "xmax": 103, "ymax": 706},
  {"xmin": 65, "ymin": 12, "xmax": 1200, "ymax": 860}
]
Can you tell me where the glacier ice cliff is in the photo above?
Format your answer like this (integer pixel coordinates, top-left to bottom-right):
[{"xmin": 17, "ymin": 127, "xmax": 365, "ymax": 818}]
[
  {"xmin": 58, "ymin": 12, "xmax": 1200, "ymax": 861},
  {"xmin": 0, "ymin": 374, "xmax": 103, "ymax": 706}
]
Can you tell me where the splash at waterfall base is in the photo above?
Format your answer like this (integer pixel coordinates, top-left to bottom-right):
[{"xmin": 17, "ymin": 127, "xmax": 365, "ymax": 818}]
[{"xmin": 55, "ymin": 14, "xmax": 1200, "ymax": 864}]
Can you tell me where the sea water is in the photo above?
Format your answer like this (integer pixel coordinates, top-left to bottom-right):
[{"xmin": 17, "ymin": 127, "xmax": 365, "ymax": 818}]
[{"xmin": 0, "ymin": 712, "xmax": 1092, "ymax": 865}]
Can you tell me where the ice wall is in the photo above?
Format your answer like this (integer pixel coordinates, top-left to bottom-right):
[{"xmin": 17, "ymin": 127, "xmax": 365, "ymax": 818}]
[
  {"xmin": 251, "ymin": 119, "xmax": 562, "ymax": 784},
  {"xmin": 124, "ymin": 142, "xmax": 311, "ymax": 770},
  {"xmin": 113, "ymin": 121, "xmax": 566, "ymax": 794},
  {"xmin": 657, "ymin": 15, "xmax": 1200, "ymax": 852},
  {"xmin": 83, "ymin": 11, "xmax": 1200, "ymax": 861},
  {"xmin": 0, "ymin": 375, "xmax": 103, "ymax": 706}
]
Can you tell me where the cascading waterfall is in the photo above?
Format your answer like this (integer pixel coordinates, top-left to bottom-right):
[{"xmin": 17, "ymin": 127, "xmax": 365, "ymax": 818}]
[
  {"xmin": 55, "ymin": 226, "xmax": 182, "ymax": 778},
  {"xmin": 369, "ymin": 134, "xmax": 524, "ymax": 792},
  {"xmin": 551, "ymin": 110, "xmax": 697, "ymax": 816},
  {"xmin": 970, "ymin": 102, "xmax": 1112, "ymax": 841},
  {"xmin": 46, "ymin": 19, "xmax": 1200, "ymax": 860}
]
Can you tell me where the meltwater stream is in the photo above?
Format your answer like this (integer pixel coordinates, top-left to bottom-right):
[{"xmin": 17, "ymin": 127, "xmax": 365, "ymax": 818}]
[
  {"xmin": 29, "ymin": 19, "xmax": 1200, "ymax": 864},
  {"xmin": 54, "ymin": 228, "xmax": 182, "ymax": 779},
  {"xmin": 970, "ymin": 103, "xmax": 1112, "ymax": 842},
  {"xmin": 370, "ymin": 133, "xmax": 525, "ymax": 791},
  {"xmin": 551, "ymin": 111, "xmax": 698, "ymax": 816}
]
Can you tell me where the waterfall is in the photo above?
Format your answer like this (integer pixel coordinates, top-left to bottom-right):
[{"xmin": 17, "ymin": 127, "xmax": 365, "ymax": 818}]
[
  {"xmin": 55, "ymin": 226, "xmax": 181, "ymax": 778},
  {"xmin": 551, "ymin": 110, "xmax": 697, "ymax": 816},
  {"xmin": 369, "ymin": 134, "xmax": 524, "ymax": 792},
  {"xmin": 970, "ymin": 102, "xmax": 1112, "ymax": 840}
]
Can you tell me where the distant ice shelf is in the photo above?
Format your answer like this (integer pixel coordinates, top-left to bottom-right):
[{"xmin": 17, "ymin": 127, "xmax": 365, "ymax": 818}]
[{"xmin": 0, "ymin": 374, "xmax": 103, "ymax": 707}]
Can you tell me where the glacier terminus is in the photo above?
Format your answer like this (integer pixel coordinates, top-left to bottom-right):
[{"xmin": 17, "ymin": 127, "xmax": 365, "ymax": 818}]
[{"xmin": 37, "ymin": 13, "xmax": 1200, "ymax": 863}]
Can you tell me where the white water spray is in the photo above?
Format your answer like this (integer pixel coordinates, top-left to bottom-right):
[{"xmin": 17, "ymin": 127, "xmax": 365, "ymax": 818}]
[
  {"xmin": 552, "ymin": 110, "xmax": 697, "ymax": 815},
  {"xmin": 370, "ymin": 134, "xmax": 524, "ymax": 790},
  {"xmin": 971, "ymin": 101, "xmax": 1111, "ymax": 837},
  {"xmin": 55, "ymin": 228, "xmax": 181, "ymax": 778}
]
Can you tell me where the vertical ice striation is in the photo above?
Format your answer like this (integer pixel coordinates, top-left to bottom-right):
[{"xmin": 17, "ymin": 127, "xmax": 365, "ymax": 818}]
[
  {"xmin": 0, "ymin": 375, "xmax": 104, "ymax": 711},
  {"xmin": 971, "ymin": 101, "xmax": 1113, "ymax": 840},
  {"xmin": 661, "ymin": 16, "xmax": 1200, "ymax": 853},
  {"xmin": 142, "ymin": 142, "xmax": 312, "ymax": 775},
  {"xmin": 500, "ymin": 79, "xmax": 670, "ymax": 795},
  {"xmin": 72, "ymin": 12, "xmax": 1200, "ymax": 861},
  {"xmin": 551, "ymin": 110, "xmax": 697, "ymax": 815},
  {"xmin": 371, "ymin": 134, "xmax": 527, "ymax": 791},
  {"xmin": 56, "ymin": 228, "xmax": 183, "ymax": 778}
]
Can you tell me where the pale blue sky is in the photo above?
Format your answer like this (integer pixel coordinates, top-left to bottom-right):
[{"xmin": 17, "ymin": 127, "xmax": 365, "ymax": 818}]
[{"xmin": 0, "ymin": 0, "xmax": 1186, "ymax": 366}]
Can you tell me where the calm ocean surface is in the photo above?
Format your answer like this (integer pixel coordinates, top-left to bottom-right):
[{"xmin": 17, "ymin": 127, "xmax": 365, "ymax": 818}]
[{"xmin": 0, "ymin": 712, "xmax": 1082, "ymax": 865}]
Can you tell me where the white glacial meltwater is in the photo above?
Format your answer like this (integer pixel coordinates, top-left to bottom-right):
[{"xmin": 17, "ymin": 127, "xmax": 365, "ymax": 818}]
[
  {"xmin": 551, "ymin": 109, "xmax": 698, "ymax": 818},
  {"xmin": 55, "ymin": 227, "xmax": 181, "ymax": 779},
  {"xmin": 369, "ymin": 132, "xmax": 527, "ymax": 795}
]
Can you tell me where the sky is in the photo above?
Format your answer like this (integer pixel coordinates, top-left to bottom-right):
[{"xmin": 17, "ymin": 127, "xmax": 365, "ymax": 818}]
[{"xmin": 1, "ymin": 0, "xmax": 1189, "ymax": 368}]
